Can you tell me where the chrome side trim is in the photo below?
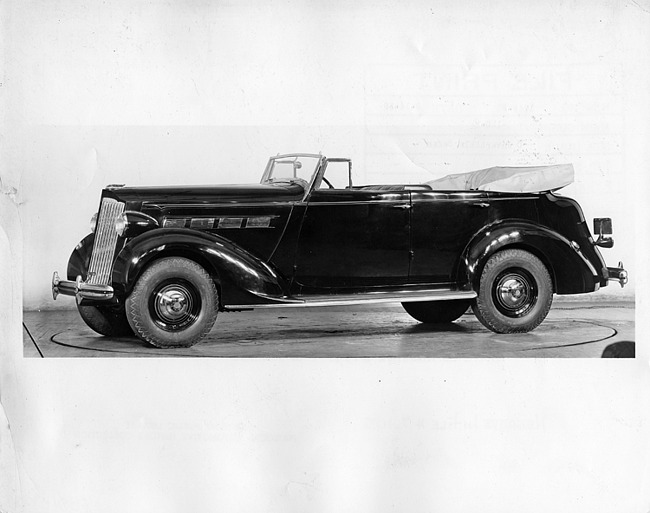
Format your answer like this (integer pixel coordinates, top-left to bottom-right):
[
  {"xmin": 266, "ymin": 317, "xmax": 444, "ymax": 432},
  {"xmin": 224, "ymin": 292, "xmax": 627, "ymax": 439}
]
[
  {"xmin": 307, "ymin": 199, "xmax": 410, "ymax": 207},
  {"xmin": 163, "ymin": 218, "xmax": 187, "ymax": 228},
  {"xmin": 226, "ymin": 290, "xmax": 476, "ymax": 309},
  {"xmin": 191, "ymin": 217, "xmax": 217, "ymax": 229},
  {"xmin": 163, "ymin": 215, "xmax": 281, "ymax": 229},
  {"xmin": 411, "ymin": 196, "xmax": 538, "ymax": 203},
  {"xmin": 152, "ymin": 201, "xmax": 298, "ymax": 209}
]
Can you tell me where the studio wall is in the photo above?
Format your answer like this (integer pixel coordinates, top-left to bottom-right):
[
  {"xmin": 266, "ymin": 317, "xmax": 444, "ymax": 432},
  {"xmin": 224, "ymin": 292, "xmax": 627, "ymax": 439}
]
[{"xmin": 2, "ymin": 0, "xmax": 641, "ymax": 310}]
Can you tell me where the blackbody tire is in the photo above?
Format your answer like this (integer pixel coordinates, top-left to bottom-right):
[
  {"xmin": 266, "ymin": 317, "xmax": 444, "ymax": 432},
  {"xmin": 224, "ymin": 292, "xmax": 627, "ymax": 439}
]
[
  {"xmin": 472, "ymin": 249, "xmax": 553, "ymax": 334},
  {"xmin": 77, "ymin": 303, "xmax": 134, "ymax": 337},
  {"xmin": 402, "ymin": 299, "xmax": 470, "ymax": 324},
  {"xmin": 125, "ymin": 257, "xmax": 219, "ymax": 348}
]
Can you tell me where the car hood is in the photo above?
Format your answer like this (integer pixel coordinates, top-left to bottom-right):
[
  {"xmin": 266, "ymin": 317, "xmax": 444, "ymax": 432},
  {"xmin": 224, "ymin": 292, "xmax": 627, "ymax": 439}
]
[{"xmin": 103, "ymin": 182, "xmax": 307, "ymax": 205}]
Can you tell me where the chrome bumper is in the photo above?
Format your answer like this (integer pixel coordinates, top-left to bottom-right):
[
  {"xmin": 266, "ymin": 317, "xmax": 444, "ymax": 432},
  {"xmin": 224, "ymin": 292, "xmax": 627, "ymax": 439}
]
[
  {"xmin": 52, "ymin": 271, "xmax": 114, "ymax": 300},
  {"xmin": 606, "ymin": 262, "xmax": 628, "ymax": 288}
]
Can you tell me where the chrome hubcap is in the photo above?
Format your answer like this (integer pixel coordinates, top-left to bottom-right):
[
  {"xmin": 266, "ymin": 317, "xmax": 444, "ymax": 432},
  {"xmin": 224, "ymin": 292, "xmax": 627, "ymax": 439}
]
[
  {"xmin": 494, "ymin": 270, "xmax": 537, "ymax": 318},
  {"xmin": 156, "ymin": 286, "xmax": 191, "ymax": 320},
  {"xmin": 151, "ymin": 281, "xmax": 200, "ymax": 330}
]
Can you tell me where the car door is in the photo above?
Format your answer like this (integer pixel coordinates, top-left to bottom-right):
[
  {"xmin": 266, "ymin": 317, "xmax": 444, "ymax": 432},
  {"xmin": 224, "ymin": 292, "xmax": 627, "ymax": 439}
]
[
  {"xmin": 409, "ymin": 191, "xmax": 492, "ymax": 285},
  {"xmin": 292, "ymin": 188, "xmax": 411, "ymax": 292}
]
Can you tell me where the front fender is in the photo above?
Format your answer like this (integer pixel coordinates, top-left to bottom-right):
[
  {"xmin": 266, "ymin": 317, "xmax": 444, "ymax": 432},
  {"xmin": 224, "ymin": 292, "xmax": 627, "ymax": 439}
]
[
  {"xmin": 66, "ymin": 233, "xmax": 94, "ymax": 281},
  {"xmin": 112, "ymin": 228, "xmax": 290, "ymax": 303},
  {"xmin": 458, "ymin": 221, "xmax": 599, "ymax": 295}
]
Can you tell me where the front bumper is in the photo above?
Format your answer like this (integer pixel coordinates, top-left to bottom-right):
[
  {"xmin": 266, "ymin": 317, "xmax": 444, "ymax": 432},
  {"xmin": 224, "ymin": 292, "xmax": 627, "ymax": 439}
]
[
  {"xmin": 606, "ymin": 262, "xmax": 628, "ymax": 288},
  {"xmin": 52, "ymin": 271, "xmax": 114, "ymax": 300}
]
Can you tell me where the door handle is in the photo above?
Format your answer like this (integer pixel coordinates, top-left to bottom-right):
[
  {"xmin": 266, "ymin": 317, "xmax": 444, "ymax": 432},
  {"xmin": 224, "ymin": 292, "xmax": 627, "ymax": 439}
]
[
  {"xmin": 391, "ymin": 204, "xmax": 412, "ymax": 210},
  {"xmin": 473, "ymin": 202, "xmax": 489, "ymax": 208}
]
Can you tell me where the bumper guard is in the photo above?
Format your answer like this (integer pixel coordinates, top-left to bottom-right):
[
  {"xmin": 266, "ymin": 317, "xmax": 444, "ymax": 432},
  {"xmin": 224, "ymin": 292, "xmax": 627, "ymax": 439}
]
[
  {"xmin": 52, "ymin": 272, "xmax": 114, "ymax": 300},
  {"xmin": 606, "ymin": 262, "xmax": 628, "ymax": 288}
]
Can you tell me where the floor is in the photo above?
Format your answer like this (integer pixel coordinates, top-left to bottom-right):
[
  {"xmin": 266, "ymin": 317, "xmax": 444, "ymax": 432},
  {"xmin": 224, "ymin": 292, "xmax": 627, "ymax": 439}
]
[{"xmin": 23, "ymin": 298, "xmax": 635, "ymax": 358}]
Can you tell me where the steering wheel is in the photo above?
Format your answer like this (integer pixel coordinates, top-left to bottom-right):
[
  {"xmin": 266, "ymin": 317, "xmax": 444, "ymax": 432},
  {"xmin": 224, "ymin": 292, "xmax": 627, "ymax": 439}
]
[{"xmin": 321, "ymin": 176, "xmax": 335, "ymax": 189}]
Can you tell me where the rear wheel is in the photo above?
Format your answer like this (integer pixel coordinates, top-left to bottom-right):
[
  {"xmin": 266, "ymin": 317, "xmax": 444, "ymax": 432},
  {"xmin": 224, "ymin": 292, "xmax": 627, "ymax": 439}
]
[
  {"xmin": 472, "ymin": 249, "xmax": 553, "ymax": 333},
  {"xmin": 77, "ymin": 303, "xmax": 134, "ymax": 337},
  {"xmin": 125, "ymin": 257, "xmax": 219, "ymax": 348},
  {"xmin": 402, "ymin": 299, "xmax": 471, "ymax": 324}
]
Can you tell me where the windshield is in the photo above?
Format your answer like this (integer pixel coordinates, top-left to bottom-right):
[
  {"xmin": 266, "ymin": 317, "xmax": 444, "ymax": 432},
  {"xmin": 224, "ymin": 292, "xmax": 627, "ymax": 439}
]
[{"xmin": 261, "ymin": 154, "xmax": 322, "ymax": 190}]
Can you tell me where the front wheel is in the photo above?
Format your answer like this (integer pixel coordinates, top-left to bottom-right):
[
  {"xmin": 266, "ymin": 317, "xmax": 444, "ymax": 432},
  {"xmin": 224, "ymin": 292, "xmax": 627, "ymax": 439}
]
[
  {"xmin": 77, "ymin": 303, "xmax": 134, "ymax": 337},
  {"xmin": 472, "ymin": 249, "xmax": 553, "ymax": 333},
  {"xmin": 402, "ymin": 299, "xmax": 470, "ymax": 324},
  {"xmin": 125, "ymin": 257, "xmax": 219, "ymax": 348}
]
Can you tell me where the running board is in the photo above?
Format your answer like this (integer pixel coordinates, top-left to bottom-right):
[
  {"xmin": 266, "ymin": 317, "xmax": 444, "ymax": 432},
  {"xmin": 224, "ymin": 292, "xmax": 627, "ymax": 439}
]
[{"xmin": 226, "ymin": 290, "xmax": 476, "ymax": 310}]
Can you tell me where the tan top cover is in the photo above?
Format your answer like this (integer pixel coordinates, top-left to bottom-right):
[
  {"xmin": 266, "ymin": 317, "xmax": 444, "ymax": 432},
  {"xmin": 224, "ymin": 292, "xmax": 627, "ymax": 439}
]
[{"xmin": 427, "ymin": 164, "xmax": 574, "ymax": 193}]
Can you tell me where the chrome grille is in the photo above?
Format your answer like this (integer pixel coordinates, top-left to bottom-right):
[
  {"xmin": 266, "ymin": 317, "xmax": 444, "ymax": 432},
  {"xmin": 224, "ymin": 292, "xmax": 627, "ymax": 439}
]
[{"xmin": 87, "ymin": 198, "xmax": 125, "ymax": 285}]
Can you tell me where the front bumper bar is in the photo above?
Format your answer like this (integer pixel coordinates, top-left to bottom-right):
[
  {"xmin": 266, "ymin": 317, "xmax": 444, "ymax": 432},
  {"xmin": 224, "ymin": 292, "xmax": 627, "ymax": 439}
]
[
  {"xmin": 606, "ymin": 262, "xmax": 628, "ymax": 288},
  {"xmin": 52, "ymin": 272, "xmax": 114, "ymax": 300}
]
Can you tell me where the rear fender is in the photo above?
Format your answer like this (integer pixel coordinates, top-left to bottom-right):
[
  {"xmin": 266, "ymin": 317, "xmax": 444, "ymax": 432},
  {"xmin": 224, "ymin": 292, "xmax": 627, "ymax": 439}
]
[
  {"xmin": 457, "ymin": 221, "xmax": 599, "ymax": 295},
  {"xmin": 112, "ymin": 228, "xmax": 289, "ymax": 303}
]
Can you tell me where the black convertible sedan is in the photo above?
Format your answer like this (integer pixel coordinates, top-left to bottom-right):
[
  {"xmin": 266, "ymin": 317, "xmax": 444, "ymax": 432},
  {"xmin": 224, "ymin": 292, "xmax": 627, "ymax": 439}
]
[{"xmin": 52, "ymin": 153, "xmax": 627, "ymax": 347}]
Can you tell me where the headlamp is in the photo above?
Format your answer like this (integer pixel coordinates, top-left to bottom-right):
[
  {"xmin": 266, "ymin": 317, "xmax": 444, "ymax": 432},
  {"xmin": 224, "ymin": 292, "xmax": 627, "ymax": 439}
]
[
  {"xmin": 90, "ymin": 212, "xmax": 98, "ymax": 233},
  {"xmin": 115, "ymin": 214, "xmax": 128, "ymax": 236}
]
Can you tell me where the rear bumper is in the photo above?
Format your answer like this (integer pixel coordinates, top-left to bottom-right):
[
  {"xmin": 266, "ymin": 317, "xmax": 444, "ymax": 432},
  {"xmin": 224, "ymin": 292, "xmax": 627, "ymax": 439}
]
[
  {"xmin": 606, "ymin": 262, "xmax": 628, "ymax": 288},
  {"xmin": 52, "ymin": 271, "xmax": 114, "ymax": 300}
]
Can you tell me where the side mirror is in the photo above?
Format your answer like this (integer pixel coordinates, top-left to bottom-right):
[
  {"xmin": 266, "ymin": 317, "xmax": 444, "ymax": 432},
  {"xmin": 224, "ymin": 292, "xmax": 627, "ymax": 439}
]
[
  {"xmin": 593, "ymin": 218, "xmax": 614, "ymax": 248},
  {"xmin": 594, "ymin": 218, "xmax": 612, "ymax": 235}
]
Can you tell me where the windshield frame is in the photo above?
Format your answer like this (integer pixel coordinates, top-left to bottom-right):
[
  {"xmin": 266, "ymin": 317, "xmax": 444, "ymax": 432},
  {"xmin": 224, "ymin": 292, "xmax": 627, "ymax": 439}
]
[{"xmin": 260, "ymin": 153, "xmax": 325, "ymax": 200}]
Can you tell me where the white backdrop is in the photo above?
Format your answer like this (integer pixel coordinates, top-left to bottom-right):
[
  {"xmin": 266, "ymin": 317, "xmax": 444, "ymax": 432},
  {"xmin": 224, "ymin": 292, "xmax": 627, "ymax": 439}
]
[
  {"xmin": 1, "ymin": 1, "xmax": 649, "ymax": 513},
  {"xmin": 0, "ymin": 0, "xmax": 639, "ymax": 309}
]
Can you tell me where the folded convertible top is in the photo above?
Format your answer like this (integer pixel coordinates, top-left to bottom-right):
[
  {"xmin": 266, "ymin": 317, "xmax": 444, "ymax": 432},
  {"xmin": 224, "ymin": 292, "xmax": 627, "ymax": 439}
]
[{"xmin": 427, "ymin": 164, "xmax": 574, "ymax": 193}]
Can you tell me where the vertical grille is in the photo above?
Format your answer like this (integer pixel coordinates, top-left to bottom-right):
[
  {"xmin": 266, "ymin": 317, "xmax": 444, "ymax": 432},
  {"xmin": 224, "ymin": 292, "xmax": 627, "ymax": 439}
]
[{"xmin": 87, "ymin": 198, "xmax": 125, "ymax": 285}]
